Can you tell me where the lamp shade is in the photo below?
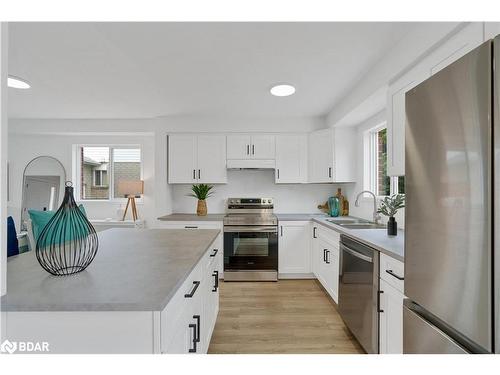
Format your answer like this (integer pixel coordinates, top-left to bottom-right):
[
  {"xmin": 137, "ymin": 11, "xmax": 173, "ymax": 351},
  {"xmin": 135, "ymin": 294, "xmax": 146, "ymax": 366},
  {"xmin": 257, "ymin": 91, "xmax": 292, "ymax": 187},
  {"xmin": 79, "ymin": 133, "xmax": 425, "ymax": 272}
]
[{"xmin": 118, "ymin": 180, "xmax": 144, "ymax": 197}]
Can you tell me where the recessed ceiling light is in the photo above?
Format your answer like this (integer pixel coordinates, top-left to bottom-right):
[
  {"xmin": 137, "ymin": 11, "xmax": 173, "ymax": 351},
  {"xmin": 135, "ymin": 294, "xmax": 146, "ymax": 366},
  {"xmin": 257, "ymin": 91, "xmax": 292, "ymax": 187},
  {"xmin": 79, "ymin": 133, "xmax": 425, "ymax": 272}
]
[
  {"xmin": 270, "ymin": 84, "xmax": 295, "ymax": 97},
  {"xmin": 8, "ymin": 75, "xmax": 31, "ymax": 89}
]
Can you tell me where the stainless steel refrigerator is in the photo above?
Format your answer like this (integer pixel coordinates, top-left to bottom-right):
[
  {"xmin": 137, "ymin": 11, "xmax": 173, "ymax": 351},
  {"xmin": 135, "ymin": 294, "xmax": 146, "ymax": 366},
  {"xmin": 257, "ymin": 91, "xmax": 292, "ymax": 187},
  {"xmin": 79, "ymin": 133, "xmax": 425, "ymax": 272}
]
[{"xmin": 404, "ymin": 36, "xmax": 499, "ymax": 354}]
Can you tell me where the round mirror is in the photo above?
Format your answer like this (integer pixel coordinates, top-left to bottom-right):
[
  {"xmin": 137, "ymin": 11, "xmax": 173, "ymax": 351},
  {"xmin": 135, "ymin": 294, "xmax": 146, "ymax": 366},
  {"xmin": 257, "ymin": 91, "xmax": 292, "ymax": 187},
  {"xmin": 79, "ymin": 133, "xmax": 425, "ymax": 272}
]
[{"xmin": 20, "ymin": 156, "xmax": 67, "ymax": 231}]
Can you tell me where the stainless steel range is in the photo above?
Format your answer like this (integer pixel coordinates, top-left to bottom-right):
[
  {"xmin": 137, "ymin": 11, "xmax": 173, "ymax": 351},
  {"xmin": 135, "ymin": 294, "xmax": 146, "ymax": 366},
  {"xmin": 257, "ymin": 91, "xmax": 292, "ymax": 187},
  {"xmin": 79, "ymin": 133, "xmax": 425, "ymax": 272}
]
[{"xmin": 223, "ymin": 198, "xmax": 278, "ymax": 281}]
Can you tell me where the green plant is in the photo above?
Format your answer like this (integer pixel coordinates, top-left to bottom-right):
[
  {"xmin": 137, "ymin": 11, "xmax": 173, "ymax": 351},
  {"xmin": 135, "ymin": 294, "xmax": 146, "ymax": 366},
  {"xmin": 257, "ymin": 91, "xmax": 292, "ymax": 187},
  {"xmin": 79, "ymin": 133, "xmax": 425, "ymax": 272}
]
[
  {"xmin": 377, "ymin": 194, "xmax": 405, "ymax": 217},
  {"xmin": 188, "ymin": 184, "xmax": 215, "ymax": 200}
]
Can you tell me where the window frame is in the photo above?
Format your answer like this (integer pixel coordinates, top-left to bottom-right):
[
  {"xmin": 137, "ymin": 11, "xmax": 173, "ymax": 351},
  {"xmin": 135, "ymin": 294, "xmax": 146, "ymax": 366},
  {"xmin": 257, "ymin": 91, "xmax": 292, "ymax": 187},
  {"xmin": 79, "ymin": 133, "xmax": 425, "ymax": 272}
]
[
  {"xmin": 74, "ymin": 144, "xmax": 143, "ymax": 203},
  {"xmin": 364, "ymin": 124, "xmax": 403, "ymax": 198}
]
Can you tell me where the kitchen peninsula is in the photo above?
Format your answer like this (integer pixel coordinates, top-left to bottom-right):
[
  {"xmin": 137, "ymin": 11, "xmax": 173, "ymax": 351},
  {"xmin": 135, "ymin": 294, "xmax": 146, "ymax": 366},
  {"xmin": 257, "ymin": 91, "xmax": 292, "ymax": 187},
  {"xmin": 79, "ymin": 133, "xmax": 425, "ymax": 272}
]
[{"xmin": 1, "ymin": 228, "xmax": 223, "ymax": 354}]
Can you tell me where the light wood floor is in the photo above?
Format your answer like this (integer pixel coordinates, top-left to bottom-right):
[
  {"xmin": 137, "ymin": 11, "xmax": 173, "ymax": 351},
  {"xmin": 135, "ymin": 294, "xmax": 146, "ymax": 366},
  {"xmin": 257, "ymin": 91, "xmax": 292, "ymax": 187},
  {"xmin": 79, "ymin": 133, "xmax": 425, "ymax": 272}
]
[{"xmin": 208, "ymin": 279, "xmax": 365, "ymax": 354}]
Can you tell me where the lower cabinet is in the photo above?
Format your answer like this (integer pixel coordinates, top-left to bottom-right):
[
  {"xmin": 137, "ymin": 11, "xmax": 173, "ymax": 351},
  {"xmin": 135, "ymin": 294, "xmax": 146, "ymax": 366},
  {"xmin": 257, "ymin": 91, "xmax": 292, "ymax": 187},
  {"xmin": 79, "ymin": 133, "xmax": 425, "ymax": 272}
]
[
  {"xmin": 161, "ymin": 240, "xmax": 221, "ymax": 354},
  {"xmin": 312, "ymin": 225, "xmax": 340, "ymax": 303},
  {"xmin": 379, "ymin": 253, "xmax": 405, "ymax": 354},
  {"xmin": 278, "ymin": 221, "xmax": 311, "ymax": 277}
]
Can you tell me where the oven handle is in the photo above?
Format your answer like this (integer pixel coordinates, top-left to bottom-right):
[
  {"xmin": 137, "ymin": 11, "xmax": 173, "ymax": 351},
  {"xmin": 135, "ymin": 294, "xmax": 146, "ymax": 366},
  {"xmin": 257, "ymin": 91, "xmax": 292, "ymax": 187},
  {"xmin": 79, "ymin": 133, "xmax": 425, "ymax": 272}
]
[
  {"xmin": 223, "ymin": 226, "xmax": 278, "ymax": 233},
  {"xmin": 341, "ymin": 243, "xmax": 373, "ymax": 263}
]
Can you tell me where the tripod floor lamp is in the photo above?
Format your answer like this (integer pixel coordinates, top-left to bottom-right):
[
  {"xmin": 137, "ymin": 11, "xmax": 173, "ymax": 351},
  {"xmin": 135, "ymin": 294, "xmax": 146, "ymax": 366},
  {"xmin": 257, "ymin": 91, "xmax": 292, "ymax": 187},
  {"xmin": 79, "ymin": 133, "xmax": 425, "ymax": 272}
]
[{"xmin": 118, "ymin": 180, "xmax": 144, "ymax": 221}]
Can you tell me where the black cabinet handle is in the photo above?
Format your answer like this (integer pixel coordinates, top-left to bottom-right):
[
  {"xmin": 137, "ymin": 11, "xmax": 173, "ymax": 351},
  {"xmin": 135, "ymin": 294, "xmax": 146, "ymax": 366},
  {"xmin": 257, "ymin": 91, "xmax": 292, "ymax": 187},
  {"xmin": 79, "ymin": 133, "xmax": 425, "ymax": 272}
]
[
  {"xmin": 185, "ymin": 226, "xmax": 198, "ymax": 229},
  {"xmin": 328, "ymin": 167, "xmax": 332, "ymax": 178},
  {"xmin": 193, "ymin": 315, "xmax": 201, "ymax": 343},
  {"xmin": 377, "ymin": 290, "xmax": 384, "ymax": 313},
  {"xmin": 188, "ymin": 323, "xmax": 197, "ymax": 353},
  {"xmin": 280, "ymin": 226, "xmax": 283, "ymax": 237},
  {"xmin": 325, "ymin": 250, "xmax": 331, "ymax": 264},
  {"xmin": 212, "ymin": 271, "xmax": 219, "ymax": 292},
  {"xmin": 184, "ymin": 281, "xmax": 200, "ymax": 298},
  {"xmin": 210, "ymin": 248, "xmax": 219, "ymax": 257},
  {"xmin": 252, "ymin": 145, "xmax": 255, "ymax": 155},
  {"xmin": 247, "ymin": 145, "xmax": 250, "ymax": 155},
  {"xmin": 386, "ymin": 269, "xmax": 404, "ymax": 280},
  {"xmin": 198, "ymin": 169, "xmax": 201, "ymax": 179},
  {"xmin": 277, "ymin": 169, "xmax": 280, "ymax": 179},
  {"xmin": 323, "ymin": 249, "xmax": 327, "ymax": 262},
  {"xmin": 313, "ymin": 227, "xmax": 317, "ymax": 238},
  {"xmin": 193, "ymin": 169, "xmax": 196, "ymax": 180}
]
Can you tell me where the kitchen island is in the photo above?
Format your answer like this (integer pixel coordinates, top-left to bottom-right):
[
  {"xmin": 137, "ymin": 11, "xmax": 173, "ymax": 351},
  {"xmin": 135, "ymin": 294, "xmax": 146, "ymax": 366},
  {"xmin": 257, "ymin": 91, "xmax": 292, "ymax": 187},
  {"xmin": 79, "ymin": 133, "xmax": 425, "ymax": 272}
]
[{"xmin": 1, "ymin": 228, "xmax": 222, "ymax": 354}]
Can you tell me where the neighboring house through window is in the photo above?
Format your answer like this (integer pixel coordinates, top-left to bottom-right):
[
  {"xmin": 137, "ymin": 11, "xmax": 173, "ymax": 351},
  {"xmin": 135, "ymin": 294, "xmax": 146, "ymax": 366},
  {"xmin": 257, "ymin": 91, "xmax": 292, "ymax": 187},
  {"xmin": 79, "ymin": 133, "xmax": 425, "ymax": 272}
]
[{"xmin": 77, "ymin": 146, "xmax": 142, "ymax": 201}]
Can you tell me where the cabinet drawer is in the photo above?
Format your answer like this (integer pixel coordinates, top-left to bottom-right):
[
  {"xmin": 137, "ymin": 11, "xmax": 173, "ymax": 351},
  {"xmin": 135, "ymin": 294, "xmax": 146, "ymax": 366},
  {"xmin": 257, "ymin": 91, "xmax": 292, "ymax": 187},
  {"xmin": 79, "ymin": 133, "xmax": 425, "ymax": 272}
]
[
  {"xmin": 317, "ymin": 225, "xmax": 340, "ymax": 247},
  {"xmin": 380, "ymin": 253, "xmax": 404, "ymax": 293}
]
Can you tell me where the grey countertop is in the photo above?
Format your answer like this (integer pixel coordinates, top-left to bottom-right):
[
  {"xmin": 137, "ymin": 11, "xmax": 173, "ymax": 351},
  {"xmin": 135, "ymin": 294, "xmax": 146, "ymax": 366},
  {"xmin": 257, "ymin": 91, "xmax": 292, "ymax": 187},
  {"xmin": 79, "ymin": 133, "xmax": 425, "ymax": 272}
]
[
  {"xmin": 311, "ymin": 217, "xmax": 404, "ymax": 262},
  {"xmin": 157, "ymin": 213, "xmax": 226, "ymax": 221},
  {"xmin": 276, "ymin": 213, "xmax": 329, "ymax": 221},
  {"xmin": 1, "ymin": 228, "xmax": 220, "ymax": 312}
]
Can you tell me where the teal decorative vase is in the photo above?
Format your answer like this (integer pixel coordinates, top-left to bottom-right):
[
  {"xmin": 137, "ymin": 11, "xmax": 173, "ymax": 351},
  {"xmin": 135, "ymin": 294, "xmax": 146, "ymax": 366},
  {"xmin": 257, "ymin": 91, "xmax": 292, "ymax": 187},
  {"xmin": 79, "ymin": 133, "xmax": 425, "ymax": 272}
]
[{"xmin": 328, "ymin": 197, "xmax": 340, "ymax": 217}]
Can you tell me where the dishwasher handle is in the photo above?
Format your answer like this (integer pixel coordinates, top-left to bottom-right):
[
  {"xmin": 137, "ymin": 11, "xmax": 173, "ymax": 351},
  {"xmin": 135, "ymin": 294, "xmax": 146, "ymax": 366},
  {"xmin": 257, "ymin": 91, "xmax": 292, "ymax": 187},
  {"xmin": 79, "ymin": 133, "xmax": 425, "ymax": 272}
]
[{"xmin": 341, "ymin": 243, "xmax": 373, "ymax": 263}]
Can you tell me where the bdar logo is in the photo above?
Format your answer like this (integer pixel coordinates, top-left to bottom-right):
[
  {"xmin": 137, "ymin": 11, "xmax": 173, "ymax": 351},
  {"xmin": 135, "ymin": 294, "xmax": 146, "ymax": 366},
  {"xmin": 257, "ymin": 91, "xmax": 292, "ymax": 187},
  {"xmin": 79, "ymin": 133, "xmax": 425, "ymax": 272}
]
[{"xmin": 0, "ymin": 340, "xmax": 17, "ymax": 354}]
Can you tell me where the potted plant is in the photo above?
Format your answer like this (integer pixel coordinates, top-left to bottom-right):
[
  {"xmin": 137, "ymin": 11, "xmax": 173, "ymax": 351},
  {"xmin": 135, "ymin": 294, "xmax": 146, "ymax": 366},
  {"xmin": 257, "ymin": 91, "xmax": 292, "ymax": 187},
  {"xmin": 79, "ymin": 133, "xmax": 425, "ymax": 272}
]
[
  {"xmin": 188, "ymin": 184, "xmax": 214, "ymax": 216},
  {"xmin": 377, "ymin": 194, "xmax": 405, "ymax": 236}
]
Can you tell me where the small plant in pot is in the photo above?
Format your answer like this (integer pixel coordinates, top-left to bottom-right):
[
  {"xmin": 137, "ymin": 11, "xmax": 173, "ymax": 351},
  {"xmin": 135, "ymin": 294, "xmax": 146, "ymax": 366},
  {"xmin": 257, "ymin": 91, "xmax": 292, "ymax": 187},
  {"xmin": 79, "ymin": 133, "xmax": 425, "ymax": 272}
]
[
  {"xmin": 377, "ymin": 194, "xmax": 405, "ymax": 236},
  {"xmin": 188, "ymin": 184, "xmax": 214, "ymax": 216}
]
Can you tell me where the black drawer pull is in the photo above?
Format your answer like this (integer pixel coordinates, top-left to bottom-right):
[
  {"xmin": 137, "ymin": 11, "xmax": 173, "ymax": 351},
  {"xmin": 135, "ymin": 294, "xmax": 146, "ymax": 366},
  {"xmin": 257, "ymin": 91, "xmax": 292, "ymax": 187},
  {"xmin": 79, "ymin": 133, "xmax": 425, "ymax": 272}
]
[
  {"xmin": 323, "ymin": 249, "xmax": 327, "ymax": 262},
  {"xmin": 386, "ymin": 269, "xmax": 404, "ymax": 280},
  {"xmin": 313, "ymin": 226, "xmax": 317, "ymax": 238},
  {"xmin": 209, "ymin": 249, "xmax": 219, "ymax": 257},
  {"xmin": 188, "ymin": 323, "xmax": 197, "ymax": 353},
  {"xmin": 193, "ymin": 315, "xmax": 201, "ymax": 343},
  {"xmin": 185, "ymin": 226, "xmax": 198, "ymax": 229},
  {"xmin": 325, "ymin": 250, "xmax": 330, "ymax": 264},
  {"xmin": 212, "ymin": 271, "xmax": 219, "ymax": 292},
  {"xmin": 377, "ymin": 290, "xmax": 384, "ymax": 313},
  {"xmin": 184, "ymin": 281, "xmax": 201, "ymax": 298}
]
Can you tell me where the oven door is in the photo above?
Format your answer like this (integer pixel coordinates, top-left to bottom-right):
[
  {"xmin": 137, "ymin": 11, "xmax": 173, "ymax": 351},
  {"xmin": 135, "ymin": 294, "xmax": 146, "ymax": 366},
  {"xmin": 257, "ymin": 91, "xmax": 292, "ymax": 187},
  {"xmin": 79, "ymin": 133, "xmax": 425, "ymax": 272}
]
[{"xmin": 223, "ymin": 226, "xmax": 278, "ymax": 271}]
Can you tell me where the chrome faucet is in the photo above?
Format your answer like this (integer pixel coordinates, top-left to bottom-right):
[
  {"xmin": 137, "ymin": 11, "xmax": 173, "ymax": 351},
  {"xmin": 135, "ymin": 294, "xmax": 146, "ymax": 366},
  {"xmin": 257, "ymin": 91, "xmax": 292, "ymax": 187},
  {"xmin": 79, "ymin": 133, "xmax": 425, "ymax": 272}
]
[{"xmin": 355, "ymin": 190, "xmax": 381, "ymax": 224}]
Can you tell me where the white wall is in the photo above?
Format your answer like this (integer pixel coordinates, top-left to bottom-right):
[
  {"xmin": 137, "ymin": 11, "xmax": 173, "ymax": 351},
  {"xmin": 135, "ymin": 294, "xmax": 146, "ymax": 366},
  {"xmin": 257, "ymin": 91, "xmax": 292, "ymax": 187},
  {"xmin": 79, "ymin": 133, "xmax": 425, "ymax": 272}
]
[
  {"xmin": 8, "ymin": 132, "xmax": 156, "ymax": 228},
  {"xmin": 172, "ymin": 169, "xmax": 354, "ymax": 214},
  {"xmin": 347, "ymin": 110, "xmax": 405, "ymax": 227},
  {"xmin": 1, "ymin": 23, "xmax": 8, "ymax": 296}
]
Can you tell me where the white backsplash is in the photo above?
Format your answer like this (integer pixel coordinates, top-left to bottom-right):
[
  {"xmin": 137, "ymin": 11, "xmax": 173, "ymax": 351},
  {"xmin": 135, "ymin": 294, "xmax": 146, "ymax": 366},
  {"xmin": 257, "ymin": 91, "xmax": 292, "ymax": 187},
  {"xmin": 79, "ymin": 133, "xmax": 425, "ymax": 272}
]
[{"xmin": 171, "ymin": 169, "xmax": 354, "ymax": 214}]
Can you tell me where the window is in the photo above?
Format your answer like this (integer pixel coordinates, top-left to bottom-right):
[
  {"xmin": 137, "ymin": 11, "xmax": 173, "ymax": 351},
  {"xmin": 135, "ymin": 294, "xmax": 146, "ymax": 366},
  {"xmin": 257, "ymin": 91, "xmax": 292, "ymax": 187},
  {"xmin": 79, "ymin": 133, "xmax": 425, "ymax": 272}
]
[
  {"xmin": 78, "ymin": 146, "xmax": 142, "ymax": 201},
  {"xmin": 365, "ymin": 125, "xmax": 404, "ymax": 196}
]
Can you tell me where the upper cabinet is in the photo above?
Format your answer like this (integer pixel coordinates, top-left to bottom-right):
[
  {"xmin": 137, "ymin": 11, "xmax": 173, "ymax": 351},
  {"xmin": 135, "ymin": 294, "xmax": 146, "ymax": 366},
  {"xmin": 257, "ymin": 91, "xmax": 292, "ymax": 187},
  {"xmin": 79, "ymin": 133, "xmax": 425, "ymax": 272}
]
[
  {"xmin": 275, "ymin": 134, "xmax": 307, "ymax": 183},
  {"xmin": 387, "ymin": 23, "xmax": 484, "ymax": 176},
  {"xmin": 168, "ymin": 134, "xmax": 227, "ymax": 184},
  {"xmin": 308, "ymin": 128, "xmax": 356, "ymax": 183},
  {"xmin": 226, "ymin": 134, "xmax": 275, "ymax": 160}
]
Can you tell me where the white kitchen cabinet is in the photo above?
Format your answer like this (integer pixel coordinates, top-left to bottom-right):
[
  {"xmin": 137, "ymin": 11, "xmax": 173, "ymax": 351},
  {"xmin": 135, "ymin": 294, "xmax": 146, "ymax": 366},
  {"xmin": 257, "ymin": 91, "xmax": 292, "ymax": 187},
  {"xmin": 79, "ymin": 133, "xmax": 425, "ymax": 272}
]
[
  {"xmin": 168, "ymin": 134, "xmax": 227, "ymax": 184},
  {"xmin": 226, "ymin": 134, "xmax": 275, "ymax": 160},
  {"xmin": 278, "ymin": 221, "xmax": 311, "ymax": 277},
  {"xmin": 275, "ymin": 134, "xmax": 307, "ymax": 183},
  {"xmin": 308, "ymin": 128, "xmax": 356, "ymax": 183},
  {"xmin": 387, "ymin": 22, "xmax": 483, "ymax": 176},
  {"xmin": 379, "ymin": 279, "xmax": 404, "ymax": 354},
  {"xmin": 311, "ymin": 226, "xmax": 340, "ymax": 304}
]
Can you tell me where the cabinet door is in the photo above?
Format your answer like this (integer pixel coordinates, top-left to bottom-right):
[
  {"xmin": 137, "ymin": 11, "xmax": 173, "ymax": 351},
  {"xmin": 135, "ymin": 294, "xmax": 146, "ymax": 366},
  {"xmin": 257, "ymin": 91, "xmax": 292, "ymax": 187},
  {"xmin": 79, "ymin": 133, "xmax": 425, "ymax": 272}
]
[
  {"xmin": 226, "ymin": 135, "xmax": 251, "ymax": 159},
  {"xmin": 308, "ymin": 129, "xmax": 333, "ymax": 183},
  {"xmin": 197, "ymin": 135, "xmax": 227, "ymax": 183},
  {"xmin": 325, "ymin": 245, "xmax": 339, "ymax": 303},
  {"xmin": 379, "ymin": 279, "xmax": 404, "ymax": 354},
  {"xmin": 275, "ymin": 134, "xmax": 306, "ymax": 183},
  {"xmin": 316, "ymin": 238, "xmax": 330, "ymax": 290},
  {"xmin": 168, "ymin": 135, "xmax": 197, "ymax": 183},
  {"xmin": 311, "ymin": 226, "xmax": 320, "ymax": 277},
  {"xmin": 387, "ymin": 68, "xmax": 430, "ymax": 176},
  {"xmin": 250, "ymin": 135, "xmax": 275, "ymax": 159},
  {"xmin": 278, "ymin": 221, "xmax": 311, "ymax": 275}
]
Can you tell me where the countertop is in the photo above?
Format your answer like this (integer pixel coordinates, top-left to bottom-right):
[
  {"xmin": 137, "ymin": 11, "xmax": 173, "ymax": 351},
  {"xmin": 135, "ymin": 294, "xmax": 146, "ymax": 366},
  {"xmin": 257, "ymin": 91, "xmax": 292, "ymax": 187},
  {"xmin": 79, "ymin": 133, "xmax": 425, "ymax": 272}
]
[
  {"xmin": 1, "ymin": 228, "xmax": 220, "ymax": 312},
  {"xmin": 277, "ymin": 213, "xmax": 404, "ymax": 261},
  {"xmin": 157, "ymin": 213, "xmax": 226, "ymax": 221}
]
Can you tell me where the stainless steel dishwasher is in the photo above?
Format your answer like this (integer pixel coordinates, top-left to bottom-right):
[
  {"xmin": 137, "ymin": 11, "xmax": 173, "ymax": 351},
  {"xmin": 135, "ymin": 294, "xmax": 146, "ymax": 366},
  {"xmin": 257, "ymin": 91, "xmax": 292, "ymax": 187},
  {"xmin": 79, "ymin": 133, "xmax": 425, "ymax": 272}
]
[{"xmin": 338, "ymin": 234, "xmax": 379, "ymax": 354}]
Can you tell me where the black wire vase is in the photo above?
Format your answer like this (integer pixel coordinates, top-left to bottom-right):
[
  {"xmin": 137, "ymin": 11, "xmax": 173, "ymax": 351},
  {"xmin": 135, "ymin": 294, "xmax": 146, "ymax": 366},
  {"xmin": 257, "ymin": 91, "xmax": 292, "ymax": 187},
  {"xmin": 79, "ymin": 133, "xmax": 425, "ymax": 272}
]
[{"xmin": 35, "ymin": 181, "xmax": 99, "ymax": 276}]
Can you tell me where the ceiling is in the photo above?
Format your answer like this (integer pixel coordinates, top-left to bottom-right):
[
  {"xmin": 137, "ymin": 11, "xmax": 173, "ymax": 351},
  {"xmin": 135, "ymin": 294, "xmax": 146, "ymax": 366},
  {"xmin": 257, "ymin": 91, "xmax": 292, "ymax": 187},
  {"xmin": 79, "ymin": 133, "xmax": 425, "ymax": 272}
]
[{"xmin": 8, "ymin": 22, "xmax": 418, "ymax": 119}]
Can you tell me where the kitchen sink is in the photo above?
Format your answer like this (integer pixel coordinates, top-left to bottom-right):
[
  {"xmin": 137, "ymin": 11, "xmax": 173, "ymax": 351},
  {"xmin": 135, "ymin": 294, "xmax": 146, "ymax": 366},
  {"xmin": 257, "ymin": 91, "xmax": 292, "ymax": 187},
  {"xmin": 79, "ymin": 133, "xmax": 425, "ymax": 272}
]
[
  {"xmin": 326, "ymin": 218, "xmax": 369, "ymax": 225},
  {"xmin": 339, "ymin": 223, "xmax": 386, "ymax": 230}
]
